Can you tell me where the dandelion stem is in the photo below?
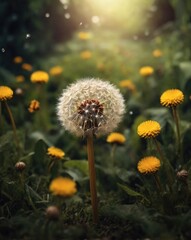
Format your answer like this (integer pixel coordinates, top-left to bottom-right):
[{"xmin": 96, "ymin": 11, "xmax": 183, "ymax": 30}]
[
  {"xmin": 153, "ymin": 173, "xmax": 163, "ymax": 194},
  {"xmin": 153, "ymin": 139, "xmax": 164, "ymax": 163},
  {"xmin": 48, "ymin": 159, "xmax": 56, "ymax": 173},
  {"xmin": 153, "ymin": 138, "xmax": 174, "ymax": 192},
  {"xmin": 111, "ymin": 143, "xmax": 116, "ymax": 167},
  {"xmin": 172, "ymin": 106, "xmax": 182, "ymax": 163},
  {"xmin": 0, "ymin": 102, "xmax": 2, "ymax": 134},
  {"xmin": 4, "ymin": 101, "xmax": 19, "ymax": 148},
  {"xmin": 86, "ymin": 131, "xmax": 98, "ymax": 224}
]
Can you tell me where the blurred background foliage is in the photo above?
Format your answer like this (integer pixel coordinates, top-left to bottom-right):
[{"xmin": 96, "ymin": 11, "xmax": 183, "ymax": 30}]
[
  {"xmin": 0, "ymin": 0, "xmax": 191, "ymax": 239},
  {"xmin": 0, "ymin": 0, "xmax": 191, "ymax": 70}
]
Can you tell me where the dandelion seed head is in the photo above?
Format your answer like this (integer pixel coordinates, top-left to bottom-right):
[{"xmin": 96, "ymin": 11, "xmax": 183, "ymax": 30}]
[{"xmin": 57, "ymin": 78, "xmax": 125, "ymax": 136}]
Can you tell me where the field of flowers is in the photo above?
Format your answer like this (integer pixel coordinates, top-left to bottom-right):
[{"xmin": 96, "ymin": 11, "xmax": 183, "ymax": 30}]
[{"xmin": 1, "ymin": 0, "xmax": 191, "ymax": 239}]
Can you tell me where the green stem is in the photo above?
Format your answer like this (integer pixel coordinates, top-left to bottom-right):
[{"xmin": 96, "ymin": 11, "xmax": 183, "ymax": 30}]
[
  {"xmin": 0, "ymin": 102, "xmax": 2, "ymax": 134},
  {"xmin": 172, "ymin": 106, "xmax": 182, "ymax": 163},
  {"xmin": 19, "ymin": 172, "xmax": 25, "ymax": 189},
  {"xmin": 153, "ymin": 138, "xmax": 164, "ymax": 164},
  {"xmin": 36, "ymin": 83, "xmax": 49, "ymax": 131},
  {"xmin": 4, "ymin": 101, "xmax": 19, "ymax": 148},
  {"xmin": 47, "ymin": 159, "xmax": 56, "ymax": 173},
  {"xmin": 153, "ymin": 138, "xmax": 174, "ymax": 192},
  {"xmin": 153, "ymin": 173, "xmax": 163, "ymax": 194},
  {"xmin": 111, "ymin": 143, "xmax": 116, "ymax": 167},
  {"xmin": 87, "ymin": 131, "xmax": 98, "ymax": 224}
]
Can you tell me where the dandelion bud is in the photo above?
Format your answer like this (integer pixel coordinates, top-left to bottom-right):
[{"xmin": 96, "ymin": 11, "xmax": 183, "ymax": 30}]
[
  {"xmin": 28, "ymin": 100, "xmax": 40, "ymax": 113},
  {"xmin": 46, "ymin": 206, "xmax": 60, "ymax": 220},
  {"xmin": 15, "ymin": 161, "xmax": 26, "ymax": 171},
  {"xmin": 57, "ymin": 78, "xmax": 125, "ymax": 136},
  {"xmin": 177, "ymin": 169, "xmax": 188, "ymax": 181}
]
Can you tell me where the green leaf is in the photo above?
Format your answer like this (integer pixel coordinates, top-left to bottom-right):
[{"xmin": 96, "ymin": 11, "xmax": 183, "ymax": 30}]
[
  {"xmin": 118, "ymin": 183, "xmax": 149, "ymax": 203},
  {"xmin": 145, "ymin": 108, "xmax": 170, "ymax": 127},
  {"xmin": 64, "ymin": 160, "xmax": 89, "ymax": 176},
  {"xmin": 0, "ymin": 131, "xmax": 15, "ymax": 152},
  {"xmin": 30, "ymin": 131, "xmax": 52, "ymax": 146},
  {"xmin": 31, "ymin": 139, "xmax": 48, "ymax": 175},
  {"xmin": 179, "ymin": 61, "xmax": 191, "ymax": 80},
  {"xmin": 180, "ymin": 120, "xmax": 191, "ymax": 138},
  {"xmin": 0, "ymin": 67, "xmax": 16, "ymax": 83},
  {"xmin": 25, "ymin": 184, "xmax": 43, "ymax": 201},
  {"xmin": 118, "ymin": 183, "xmax": 142, "ymax": 197}
]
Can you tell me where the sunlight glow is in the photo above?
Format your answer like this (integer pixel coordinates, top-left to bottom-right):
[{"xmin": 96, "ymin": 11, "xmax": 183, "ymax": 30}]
[{"xmin": 88, "ymin": 0, "xmax": 155, "ymax": 34}]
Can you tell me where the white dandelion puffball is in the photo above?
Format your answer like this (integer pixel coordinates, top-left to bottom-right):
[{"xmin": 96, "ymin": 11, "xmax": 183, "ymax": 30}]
[{"xmin": 57, "ymin": 78, "xmax": 125, "ymax": 136}]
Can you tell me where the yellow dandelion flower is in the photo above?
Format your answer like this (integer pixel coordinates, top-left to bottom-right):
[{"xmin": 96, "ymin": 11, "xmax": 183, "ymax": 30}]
[
  {"xmin": 119, "ymin": 80, "xmax": 136, "ymax": 92},
  {"xmin": 152, "ymin": 49, "xmax": 163, "ymax": 58},
  {"xmin": 47, "ymin": 146, "xmax": 65, "ymax": 159},
  {"xmin": 0, "ymin": 86, "xmax": 13, "ymax": 101},
  {"xmin": 49, "ymin": 177, "xmax": 77, "ymax": 197},
  {"xmin": 28, "ymin": 100, "xmax": 40, "ymax": 113},
  {"xmin": 16, "ymin": 75, "xmax": 25, "ymax": 83},
  {"xmin": 22, "ymin": 63, "xmax": 33, "ymax": 71},
  {"xmin": 139, "ymin": 66, "xmax": 154, "ymax": 77},
  {"xmin": 49, "ymin": 66, "xmax": 63, "ymax": 76},
  {"xmin": 137, "ymin": 120, "xmax": 161, "ymax": 138},
  {"xmin": 107, "ymin": 132, "xmax": 126, "ymax": 144},
  {"xmin": 78, "ymin": 31, "xmax": 92, "ymax": 40},
  {"xmin": 13, "ymin": 56, "xmax": 23, "ymax": 64},
  {"xmin": 137, "ymin": 156, "xmax": 161, "ymax": 174},
  {"xmin": 80, "ymin": 51, "xmax": 92, "ymax": 60},
  {"xmin": 160, "ymin": 89, "xmax": 184, "ymax": 107},
  {"xmin": 31, "ymin": 71, "xmax": 49, "ymax": 83},
  {"xmin": 97, "ymin": 63, "xmax": 105, "ymax": 72}
]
